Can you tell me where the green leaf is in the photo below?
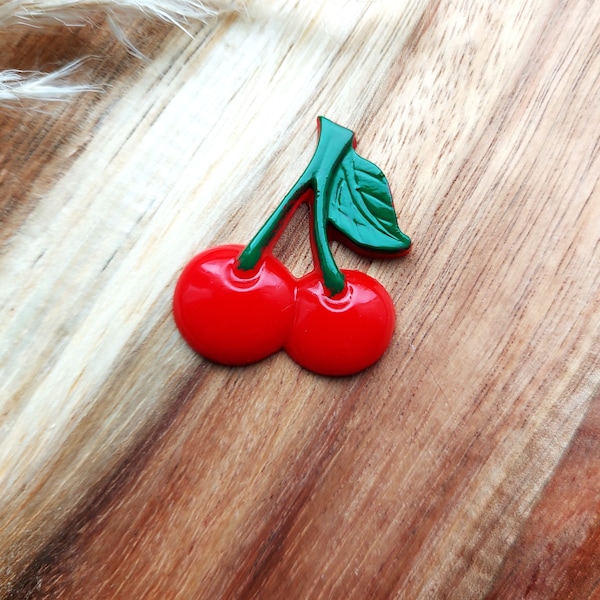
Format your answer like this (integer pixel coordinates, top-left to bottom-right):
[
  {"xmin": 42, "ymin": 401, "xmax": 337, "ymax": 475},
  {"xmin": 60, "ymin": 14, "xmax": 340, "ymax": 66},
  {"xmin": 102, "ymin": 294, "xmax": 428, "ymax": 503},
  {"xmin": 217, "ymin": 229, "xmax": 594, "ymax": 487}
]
[{"xmin": 326, "ymin": 149, "xmax": 411, "ymax": 254}]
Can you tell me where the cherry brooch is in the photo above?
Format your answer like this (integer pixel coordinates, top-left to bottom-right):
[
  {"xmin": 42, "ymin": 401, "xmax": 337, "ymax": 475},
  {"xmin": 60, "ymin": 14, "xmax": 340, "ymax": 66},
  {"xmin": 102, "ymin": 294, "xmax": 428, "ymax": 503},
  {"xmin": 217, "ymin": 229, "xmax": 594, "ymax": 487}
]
[{"xmin": 173, "ymin": 116, "xmax": 411, "ymax": 376}]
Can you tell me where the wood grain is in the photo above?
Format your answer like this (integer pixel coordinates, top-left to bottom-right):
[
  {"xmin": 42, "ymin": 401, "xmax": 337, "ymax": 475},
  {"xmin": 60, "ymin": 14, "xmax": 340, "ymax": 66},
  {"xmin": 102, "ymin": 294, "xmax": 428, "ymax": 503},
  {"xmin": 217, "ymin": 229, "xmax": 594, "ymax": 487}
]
[
  {"xmin": 488, "ymin": 395, "xmax": 600, "ymax": 599},
  {"xmin": 1, "ymin": 0, "xmax": 599, "ymax": 597}
]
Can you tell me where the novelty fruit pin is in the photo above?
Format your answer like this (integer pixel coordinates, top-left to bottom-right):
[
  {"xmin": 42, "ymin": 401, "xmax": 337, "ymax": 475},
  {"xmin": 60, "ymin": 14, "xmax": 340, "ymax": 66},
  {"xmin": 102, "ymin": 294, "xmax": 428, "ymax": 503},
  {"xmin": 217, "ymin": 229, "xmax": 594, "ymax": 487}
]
[{"xmin": 173, "ymin": 116, "xmax": 411, "ymax": 376}]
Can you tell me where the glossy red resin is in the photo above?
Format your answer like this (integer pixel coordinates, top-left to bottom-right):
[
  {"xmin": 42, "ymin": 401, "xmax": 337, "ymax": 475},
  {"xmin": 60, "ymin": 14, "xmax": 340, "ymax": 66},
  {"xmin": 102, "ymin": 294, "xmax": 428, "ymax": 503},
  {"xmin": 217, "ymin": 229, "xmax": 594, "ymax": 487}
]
[
  {"xmin": 173, "ymin": 245, "xmax": 295, "ymax": 365},
  {"xmin": 285, "ymin": 270, "xmax": 395, "ymax": 376}
]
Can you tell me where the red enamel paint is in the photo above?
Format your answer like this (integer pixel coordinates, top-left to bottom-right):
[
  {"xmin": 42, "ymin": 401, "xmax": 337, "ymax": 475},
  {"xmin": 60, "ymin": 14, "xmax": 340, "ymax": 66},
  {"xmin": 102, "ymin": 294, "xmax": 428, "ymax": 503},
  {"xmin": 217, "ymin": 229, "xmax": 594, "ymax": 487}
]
[
  {"xmin": 173, "ymin": 245, "xmax": 295, "ymax": 365},
  {"xmin": 285, "ymin": 271, "xmax": 396, "ymax": 376},
  {"xmin": 173, "ymin": 117, "xmax": 411, "ymax": 376}
]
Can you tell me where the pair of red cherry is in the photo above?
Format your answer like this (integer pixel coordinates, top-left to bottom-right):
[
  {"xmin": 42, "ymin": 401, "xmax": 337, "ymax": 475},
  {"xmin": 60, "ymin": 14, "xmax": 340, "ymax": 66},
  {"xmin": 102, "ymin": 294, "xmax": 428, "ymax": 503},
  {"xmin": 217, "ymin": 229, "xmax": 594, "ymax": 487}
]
[
  {"xmin": 173, "ymin": 244, "xmax": 395, "ymax": 376},
  {"xmin": 173, "ymin": 117, "xmax": 411, "ymax": 377}
]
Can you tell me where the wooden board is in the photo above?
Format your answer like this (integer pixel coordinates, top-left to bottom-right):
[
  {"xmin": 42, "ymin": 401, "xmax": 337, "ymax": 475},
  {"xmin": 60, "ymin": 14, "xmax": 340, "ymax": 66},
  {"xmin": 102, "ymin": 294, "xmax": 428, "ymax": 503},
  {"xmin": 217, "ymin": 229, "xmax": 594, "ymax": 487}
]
[{"xmin": 1, "ymin": 0, "xmax": 599, "ymax": 597}]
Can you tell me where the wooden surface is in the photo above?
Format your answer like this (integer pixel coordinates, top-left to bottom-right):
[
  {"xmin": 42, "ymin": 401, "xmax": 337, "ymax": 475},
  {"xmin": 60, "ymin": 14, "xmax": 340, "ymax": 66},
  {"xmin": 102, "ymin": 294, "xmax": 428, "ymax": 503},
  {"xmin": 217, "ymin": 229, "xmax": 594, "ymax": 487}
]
[{"xmin": 1, "ymin": 0, "xmax": 599, "ymax": 597}]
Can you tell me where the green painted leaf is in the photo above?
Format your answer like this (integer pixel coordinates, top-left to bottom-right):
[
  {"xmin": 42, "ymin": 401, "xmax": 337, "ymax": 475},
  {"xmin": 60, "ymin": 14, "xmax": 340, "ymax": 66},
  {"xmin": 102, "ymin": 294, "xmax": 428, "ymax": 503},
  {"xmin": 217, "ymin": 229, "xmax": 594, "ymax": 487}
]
[{"xmin": 326, "ymin": 149, "xmax": 411, "ymax": 254}]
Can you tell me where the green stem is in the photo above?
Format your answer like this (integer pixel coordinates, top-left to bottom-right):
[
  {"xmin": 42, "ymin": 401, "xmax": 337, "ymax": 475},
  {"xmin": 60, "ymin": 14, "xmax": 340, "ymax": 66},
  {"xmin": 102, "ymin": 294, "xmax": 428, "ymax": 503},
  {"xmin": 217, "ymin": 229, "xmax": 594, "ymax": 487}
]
[
  {"xmin": 237, "ymin": 117, "xmax": 354, "ymax": 295},
  {"xmin": 312, "ymin": 180, "xmax": 346, "ymax": 295},
  {"xmin": 236, "ymin": 177, "xmax": 310, "ymax": 271}
]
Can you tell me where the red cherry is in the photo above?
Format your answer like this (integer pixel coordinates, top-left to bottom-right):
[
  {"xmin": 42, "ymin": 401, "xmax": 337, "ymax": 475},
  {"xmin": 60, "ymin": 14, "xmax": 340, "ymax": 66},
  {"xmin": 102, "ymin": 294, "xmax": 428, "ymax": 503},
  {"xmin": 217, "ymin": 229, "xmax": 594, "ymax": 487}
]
[
  {"xmin": 285, "ymin": 270, "xmax": 395, "ymax": 376},
  {"xmin": 173, "ymin": 245, "xmax": 296, "ymax": 365}
]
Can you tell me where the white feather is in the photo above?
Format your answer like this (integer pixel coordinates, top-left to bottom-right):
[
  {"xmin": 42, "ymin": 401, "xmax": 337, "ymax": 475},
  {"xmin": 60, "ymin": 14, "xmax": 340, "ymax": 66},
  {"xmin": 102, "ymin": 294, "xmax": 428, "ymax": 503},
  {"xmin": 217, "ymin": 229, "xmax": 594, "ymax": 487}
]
[
  {"xmin": 0, "ymin": 0, "xmax": 244, "ymax": 27},
  {"xmin": 0, "ymin": 0, "xmax": 246, "ymax": 101},
  {"xmin": 0, "ymin": 60, "xmax": 100, "ymax": 102}
]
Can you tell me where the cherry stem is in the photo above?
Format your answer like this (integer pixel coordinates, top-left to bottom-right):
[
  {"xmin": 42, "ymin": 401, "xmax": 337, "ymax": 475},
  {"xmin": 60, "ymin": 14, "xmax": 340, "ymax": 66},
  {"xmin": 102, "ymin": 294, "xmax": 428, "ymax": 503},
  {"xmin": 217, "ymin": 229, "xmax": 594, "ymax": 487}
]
[{"xmin": 237, "ymin": 117, "xmax": 354, "ymax": 296}]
